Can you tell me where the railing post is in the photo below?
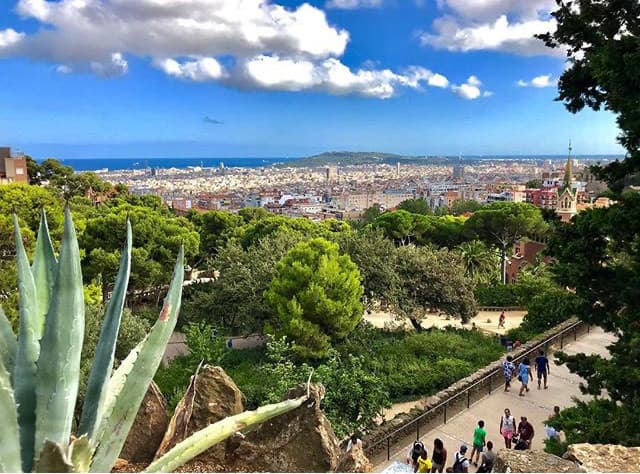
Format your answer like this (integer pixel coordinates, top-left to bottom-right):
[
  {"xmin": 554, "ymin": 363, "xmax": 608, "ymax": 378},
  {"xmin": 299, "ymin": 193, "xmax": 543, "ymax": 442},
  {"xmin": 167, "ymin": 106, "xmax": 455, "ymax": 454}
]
[
  {"xmin": 574, "ymin": 327, "xmax": 577, "ymax": 341},
  {"xmin": 444, "ymin": 403, "xmax": 448, "ymax": 424},
  {"xmin": 489, "ymin": 375, "xmax": 492, "ymax": 394},
  {"xmin": 467, "ymin": 389, "xmax": 470, "ymax": 409},
  {"xmin": 560, "ymin": 334, "xmax": 564, "ymax": 349},
  {"xmin": 417, "ymin": 421, "xmax": 420, "ymax": 441},
  {"xmin": 587, "ymin": 324, "xmax": 590, "ymax": 334}
]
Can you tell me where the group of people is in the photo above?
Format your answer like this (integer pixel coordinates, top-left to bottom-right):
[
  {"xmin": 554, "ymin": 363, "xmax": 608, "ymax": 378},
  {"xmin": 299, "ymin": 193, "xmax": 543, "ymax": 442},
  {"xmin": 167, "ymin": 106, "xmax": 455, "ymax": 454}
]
[
  {"xmin": 502, "ymin": 349, "xmax": 550, "ymax": 396},
  {"xmin": 405, "ymin": 426, "xmax": 496, "ymax": 474},
  {"xmin": 404, "ymin": 410, "xmax": 544, "ymax": 473}
]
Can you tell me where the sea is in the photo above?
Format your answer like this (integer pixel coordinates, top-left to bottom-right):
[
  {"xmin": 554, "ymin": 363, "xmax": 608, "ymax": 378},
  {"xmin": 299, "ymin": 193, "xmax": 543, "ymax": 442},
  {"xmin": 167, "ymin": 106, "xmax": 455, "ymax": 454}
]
[
  {"xmin": 45, "ymin": 155, "xmax": 623, "ymax": 172},
  {"xmin": 50, "ymin": 157, "xmax": 298, "ymax": 172}
]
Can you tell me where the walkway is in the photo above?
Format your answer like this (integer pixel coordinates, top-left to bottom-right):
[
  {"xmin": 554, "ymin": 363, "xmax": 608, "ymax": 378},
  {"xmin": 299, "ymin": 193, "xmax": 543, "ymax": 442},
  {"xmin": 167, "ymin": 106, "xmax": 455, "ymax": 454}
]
[{"xmin": 374, "ymin": 327, "xmax": 615, "ymax": 472}]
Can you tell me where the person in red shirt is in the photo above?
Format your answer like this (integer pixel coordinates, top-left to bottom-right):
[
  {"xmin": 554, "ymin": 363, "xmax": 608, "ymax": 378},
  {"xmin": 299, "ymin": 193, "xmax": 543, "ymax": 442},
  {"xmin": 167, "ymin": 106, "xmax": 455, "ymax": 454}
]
[{"xmin": 516, "ymin": 416, "xmax": 535, "ymax": 450}]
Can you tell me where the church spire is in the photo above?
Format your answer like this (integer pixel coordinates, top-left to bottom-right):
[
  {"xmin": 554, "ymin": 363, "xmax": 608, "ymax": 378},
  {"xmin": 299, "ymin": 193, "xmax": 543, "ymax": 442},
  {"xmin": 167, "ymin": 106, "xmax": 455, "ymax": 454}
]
[{"xmin": 563, "ymin": 140, "xmax": 573, "ymax": 191}]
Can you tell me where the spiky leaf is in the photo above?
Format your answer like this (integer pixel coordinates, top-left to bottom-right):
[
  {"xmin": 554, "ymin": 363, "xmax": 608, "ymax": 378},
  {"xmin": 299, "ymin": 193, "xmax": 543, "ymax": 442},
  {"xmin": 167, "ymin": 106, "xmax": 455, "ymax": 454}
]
[
  {"xmin": 70, "ymin": 436, "xmax": 92, "ymax": 473},
  {"xmin": 0, "ymin": 357, "xmax": 21, "ymax": 473},
  {"xmin": 0, "ymin": 305, "xmax": 16, "ymax": 375},
  {"xmin": 144, "ymin": 394, "xmax": 307, "ymax": 473},
  {"xmin": 13, "ymin": 213, "xmax": 40, "ymax": 472},
  {"xmin": 34, "ymin": 207, "xmax": 85, "ymax": 457},
  {"xmin": 31, "ymin": 210, "xmax": 58, "ymax": 339},
  {"xmin": 79, "ymin": 220, "xmax": 132, "ymax": 438},
  {"xmin": 90, "ymin": 247, "xmax": 184, "ymax": 473}
]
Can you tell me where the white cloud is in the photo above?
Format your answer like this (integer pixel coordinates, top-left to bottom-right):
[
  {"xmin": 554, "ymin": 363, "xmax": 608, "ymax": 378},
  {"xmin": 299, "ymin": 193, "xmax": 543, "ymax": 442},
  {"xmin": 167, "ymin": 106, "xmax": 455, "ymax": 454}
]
[
  {"xmin": 422, "ymin": 0, "xmax": 563, "ymax": 56},
  {"xmin": 451, "ymin": 75, "xmax": 491, "ymax": 100},
  {"xmin": 1, "ymin": 0, "xmax": 350, "ymax": 63},
  {"xmin": 0, "ymin": 0, "xmax": 484, "ymax": 100},
  {"xmin": 156, "ymin": 57, "xmax": 226, "ymax": 82},
  {"xmin": 0, "ymin": 29, "xmax": 24, "ymax": 48},
  {"xmin": 326, "ymin": 0, "xmax": 383, "ymax": 9},
  {"xmin": 159, "ymin": 55, "xmax": 453, "ymax": 99},
  {"xmin": 422, "ymin": 15, "xmax": 559, "ymax": 56},
  {"xmin": 516, "ymin": 74, "xmax": 556, "ymax": 88}
]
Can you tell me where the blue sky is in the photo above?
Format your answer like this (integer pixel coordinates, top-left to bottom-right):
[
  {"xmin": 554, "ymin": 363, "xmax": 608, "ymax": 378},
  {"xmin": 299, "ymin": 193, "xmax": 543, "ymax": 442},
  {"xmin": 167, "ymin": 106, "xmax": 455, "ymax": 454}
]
[{"xmin": 0, "ymin": 0, "xmax": 624, "ymax": 159}]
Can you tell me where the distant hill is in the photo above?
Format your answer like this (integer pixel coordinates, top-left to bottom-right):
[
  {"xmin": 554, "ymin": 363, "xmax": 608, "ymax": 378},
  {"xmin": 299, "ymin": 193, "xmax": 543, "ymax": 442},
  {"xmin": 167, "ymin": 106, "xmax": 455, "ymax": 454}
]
[{"xmin": 289, "ymin": 151, "xmax": 450, "ymax": 167}]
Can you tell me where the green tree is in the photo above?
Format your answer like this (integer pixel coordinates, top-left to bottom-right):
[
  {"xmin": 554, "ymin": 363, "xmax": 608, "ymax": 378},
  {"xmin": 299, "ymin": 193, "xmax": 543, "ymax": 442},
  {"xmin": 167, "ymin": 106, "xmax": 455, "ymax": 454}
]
[
  {"xmin": 537, "ymin": 0, "xmax": 640, "ymax": 192},
  {"xmin": 373, "ymin": 210, "xmax": 418, "ymax": 245},
  {"xmin": 189, "ymin": 210, "xmax": 244, "ymax": 259},
  {"xmin": 538, "ymin": 0, "xmax": 640, "ymax": 447},
  {"xmin": 338, "ymin": 227, "xmax": 400, "ymax": 307},
  {"xmin": 526, "ymin": 179, "xmax": 543, "ymax": 189},
  {"xmin": 465, "ymin": 202, "xmax": 547, "ymax": 284},
  {"xmin": 394, "ymin": 245, "xmax": 477, "ymax": 329},
  {"xmin": 435, "ymin": 199, "xmax": 483, "ymax": 216},
  {"xmin": 181, "ymin": 232, "xmax": 304, "ymax": 333},
  {"xmin": 265, "ymin": 238, "xmax": 364, "ymax": 359},
  {"xmin": 360, "ymin": 205, "xmax": 382, "ymax": 226},
  {"xmin": 81, "ymin": 203, "xmax": 199, "ymax": 300},
  {"xmin": 456, "ymin": 240, "xmax": 499, "ymax": 285},
  {"xmin": 397, "ymin": 198, "xmax": 431, "ymax": 215}
]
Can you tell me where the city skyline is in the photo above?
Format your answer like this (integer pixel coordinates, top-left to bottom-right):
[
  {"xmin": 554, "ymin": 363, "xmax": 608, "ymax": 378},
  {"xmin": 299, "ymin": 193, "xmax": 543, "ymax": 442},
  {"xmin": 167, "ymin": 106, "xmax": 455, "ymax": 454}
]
[{"xmin": 0, "ymin": 0, "xmax": 625, "ymax": 158}]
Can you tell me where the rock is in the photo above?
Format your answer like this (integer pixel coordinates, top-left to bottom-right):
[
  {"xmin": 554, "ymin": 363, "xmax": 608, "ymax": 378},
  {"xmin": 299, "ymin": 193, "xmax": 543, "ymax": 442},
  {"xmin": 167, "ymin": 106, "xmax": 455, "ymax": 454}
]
[
  {"xmin": 166, "ymin": 365, "xmax": 246, "ymax": 469},
  {"xmin": 493, "ymin": 449, "xmax": 585, "ymax": 473},
  {"xmin": 336, "ymin": 445, "xmax": 373, "ymax": 473},
  {"xmin": 225, "ymin": 383, "xmax": 342, "ymax": 473},
  {"xmin": 119, "ymin": 382, "xmax": 168, "ymax": 463},
  {"xmin": 564, "ymin": 443, "xmax": 640, "ymax": 472}
]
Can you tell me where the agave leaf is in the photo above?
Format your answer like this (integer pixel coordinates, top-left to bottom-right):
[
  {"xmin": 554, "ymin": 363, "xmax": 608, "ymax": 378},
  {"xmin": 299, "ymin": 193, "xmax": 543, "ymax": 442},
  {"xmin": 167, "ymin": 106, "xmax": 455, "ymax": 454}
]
[
  {"xmin": 31, "ymin": 209, "xmax": 58, "ymax": 339},
  {"xmin": 34, "ymin": 441, "xmax": 73, "ymax": 473},
  {"xmin": 13, "ymin": 213, "xmax": 40, "ymax": 472},
  {"xmin": 0, "ymin": 357, "xmax": 21, "ymax": 473},
  {"xmin": 144, "ymin": 394, "xmax": 307, "ymax": 473},
  {"xmin": 34, "ymin": 207, "xmax": 85, "ymax": 456},
  {"xmin": 0, "ymin": 305, "xmax": 17, "ymax": 375},
  {"xmin": 90, "ymin": 247, "xmax": 184, "ymax": 473},
  {"xmin": 79, "ymin": 220, "xmax": 132, "ymax": 438}
]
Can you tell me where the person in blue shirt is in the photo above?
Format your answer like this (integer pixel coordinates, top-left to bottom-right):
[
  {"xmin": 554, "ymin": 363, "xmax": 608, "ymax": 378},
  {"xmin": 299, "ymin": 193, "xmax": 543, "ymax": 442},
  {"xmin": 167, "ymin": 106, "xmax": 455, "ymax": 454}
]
[
  {"xmin": 534, "ymin": 349, "xmax": 550, "ymax": 389},
  {"xmin": 518, "ymin": 358, "xmax": 533, "ymax": 397}
]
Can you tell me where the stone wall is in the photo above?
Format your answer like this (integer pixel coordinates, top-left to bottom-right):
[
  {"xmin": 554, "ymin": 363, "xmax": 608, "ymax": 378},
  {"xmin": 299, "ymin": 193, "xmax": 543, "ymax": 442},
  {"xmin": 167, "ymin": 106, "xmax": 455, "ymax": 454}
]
[{"xmin": 364, "ymin": 318, "xmax": 581, "ymax": 458}]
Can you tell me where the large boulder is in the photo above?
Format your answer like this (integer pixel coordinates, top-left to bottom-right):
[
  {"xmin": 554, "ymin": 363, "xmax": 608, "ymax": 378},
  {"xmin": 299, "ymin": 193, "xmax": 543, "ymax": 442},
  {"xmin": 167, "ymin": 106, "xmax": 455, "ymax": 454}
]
[
  {"xmin": 335, "ymin": 445, "xmax": 373, "ymax": 473},
  {"xmin": 159, "ymin": 365, "xmax": 245, "ymax": 468},
  {"xmin": 493, "ymin": 449, "xmax": 585, "ymax": 473},
  {"xmin": 224, "ymin": 383, "xmax": 342, "ymax": 472},
  {"xmin": 119, "ymin": 382, "xmax": 168, "ymax": 463},
  {"xmin": 564, "ymin": 444, "xmax": 640, "ymax": 472}
]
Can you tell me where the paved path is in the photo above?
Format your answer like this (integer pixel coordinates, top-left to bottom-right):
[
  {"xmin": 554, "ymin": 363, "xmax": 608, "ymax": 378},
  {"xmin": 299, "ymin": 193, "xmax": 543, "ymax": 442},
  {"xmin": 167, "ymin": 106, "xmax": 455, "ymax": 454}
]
[{"xmin": 374, "ymin": 327, "xmax": 615, "ymax": 472}]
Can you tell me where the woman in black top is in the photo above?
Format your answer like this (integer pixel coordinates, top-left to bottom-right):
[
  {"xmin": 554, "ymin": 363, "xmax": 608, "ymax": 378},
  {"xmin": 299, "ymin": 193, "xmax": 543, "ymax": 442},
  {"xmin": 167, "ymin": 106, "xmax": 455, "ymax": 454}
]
[{"xmin": 431, "ymin": 438, "xmax": 447, "ymax": 473}]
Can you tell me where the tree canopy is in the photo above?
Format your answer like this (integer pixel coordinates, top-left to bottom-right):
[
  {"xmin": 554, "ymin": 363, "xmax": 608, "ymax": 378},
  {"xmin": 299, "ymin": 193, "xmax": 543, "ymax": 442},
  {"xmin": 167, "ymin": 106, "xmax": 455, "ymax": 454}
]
[
  {"xmin": 265, "ymin": 238, "xmax": 364, "ymax": 359},
  {"xmin": 397, "ymin": 198, "xmax": 431, "ymax": 215},
  {"xmin": 465, "ymin": 202, "xmax": 547, "ymax": 283}
]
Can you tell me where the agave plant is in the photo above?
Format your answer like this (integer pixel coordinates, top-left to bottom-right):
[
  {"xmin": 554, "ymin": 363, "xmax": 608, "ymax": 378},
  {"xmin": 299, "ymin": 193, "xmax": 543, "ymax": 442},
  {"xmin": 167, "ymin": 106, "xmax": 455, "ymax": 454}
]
[{"xmin": 0, "ymin": 208, "xmax": 309, "ymax": 473}]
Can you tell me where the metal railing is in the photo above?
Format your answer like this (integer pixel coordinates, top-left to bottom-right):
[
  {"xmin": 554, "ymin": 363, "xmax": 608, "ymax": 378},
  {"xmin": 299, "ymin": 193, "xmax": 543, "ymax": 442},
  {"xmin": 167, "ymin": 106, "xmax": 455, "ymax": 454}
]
[{"xmin": 366, "ymin": 320, "xmax": 589, "ymax": 462}]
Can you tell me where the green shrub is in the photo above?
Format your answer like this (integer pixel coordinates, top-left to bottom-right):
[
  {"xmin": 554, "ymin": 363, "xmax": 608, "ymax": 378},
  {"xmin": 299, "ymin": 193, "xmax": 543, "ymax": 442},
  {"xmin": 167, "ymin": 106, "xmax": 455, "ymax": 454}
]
[{"xmin": 474, "ymin": 284, "xmax": 519, "ymax": 306}]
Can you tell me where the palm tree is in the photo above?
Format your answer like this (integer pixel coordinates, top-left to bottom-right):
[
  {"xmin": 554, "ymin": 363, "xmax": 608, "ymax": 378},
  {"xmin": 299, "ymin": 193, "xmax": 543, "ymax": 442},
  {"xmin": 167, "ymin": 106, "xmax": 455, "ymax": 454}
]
[{"xmin": 457, "ymin": 240, "xmax": 500, "ymax": 285}]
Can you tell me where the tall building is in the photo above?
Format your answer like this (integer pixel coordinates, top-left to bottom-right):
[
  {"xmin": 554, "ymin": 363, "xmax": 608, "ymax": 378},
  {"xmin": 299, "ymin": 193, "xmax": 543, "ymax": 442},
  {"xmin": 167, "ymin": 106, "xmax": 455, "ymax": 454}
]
[
  {"xmin": 556, "ymin": 142, "xmax": 578, "ymax": 223},
  {"xmin": 452, "ymin": 164, "xmax": 465, "ymax": 180},
  {"xmin": 325, "ymin": 165, "xmax": 338, "ymax": 183},
  {"xmin": 0, "ymin": 147, "xmax": 28, "ymax": 184}
]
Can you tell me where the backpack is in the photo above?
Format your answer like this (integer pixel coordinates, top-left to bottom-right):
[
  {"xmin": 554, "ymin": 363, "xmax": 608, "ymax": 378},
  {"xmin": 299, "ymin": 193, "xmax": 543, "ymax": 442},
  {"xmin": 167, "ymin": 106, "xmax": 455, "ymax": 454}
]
[{"xmin": 452, "ymin": 453, "xmax": 467, "ymax": 473}]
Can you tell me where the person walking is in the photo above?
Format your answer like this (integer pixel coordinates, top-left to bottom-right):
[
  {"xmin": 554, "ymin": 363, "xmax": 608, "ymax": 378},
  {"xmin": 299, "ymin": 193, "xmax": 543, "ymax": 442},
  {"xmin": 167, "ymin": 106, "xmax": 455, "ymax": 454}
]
[
  {"xmin": 502, "ymin": 355, "xmax": 516, "ymax": 392},
  {"xmin": 346, "ymin": 433, "xmax": 362, "ymax": 452},
  {"xmin": 534, "ymin": 349, "xmax": 550, "ymax": 389},
  {"xmin": 516, "ymin": 416, "xmax": 535, "ymax": 450},
  {"xmin": 518, "ymin": 358, "xmax": 533, "ymax": 397},
  {"xmin": 499, "ymin": 408, "xmax": 516, "ymax": 449},
  {"xmin": 417, "ymin": 448, "xmax": 433, "ymax": 473},
  {"xmin": 431, "ymin": 438, "xmax": 448, "ymax": 473},
  {"xmin": 448, "ymin": 445, "xmax": 470, "ymax": 473},
  {"xmin": 470, "ymin": 420, "xmax": 487, "ymax": 467},
  {"xmin": 498, "ymin": 311, "xmax": 506, "ymax": 329},
  {"xmin": 476, "ymin": 441, "xmax": 496, "ymax": 473}
]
